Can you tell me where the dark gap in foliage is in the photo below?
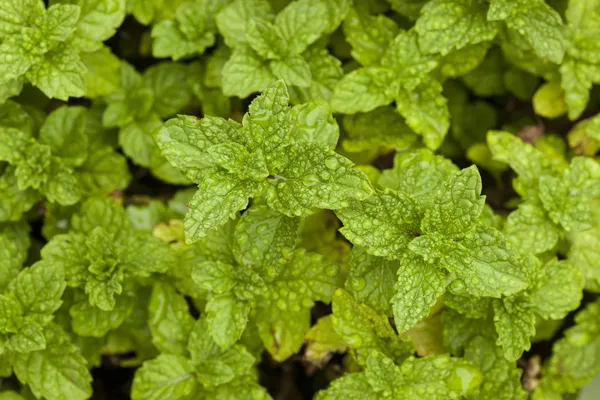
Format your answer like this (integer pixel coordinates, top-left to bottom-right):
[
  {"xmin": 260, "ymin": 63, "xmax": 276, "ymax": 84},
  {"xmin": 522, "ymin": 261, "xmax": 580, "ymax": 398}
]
[{"xmin": 90, "ymin": 356, "xmax": 136, "ymax": 400}]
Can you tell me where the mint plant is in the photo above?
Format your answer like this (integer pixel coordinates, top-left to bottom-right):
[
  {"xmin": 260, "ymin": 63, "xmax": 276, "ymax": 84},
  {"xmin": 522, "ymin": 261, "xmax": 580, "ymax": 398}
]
[{"xmin": 1, "ymin": 0, "xmax": 600, "ymax": 399}]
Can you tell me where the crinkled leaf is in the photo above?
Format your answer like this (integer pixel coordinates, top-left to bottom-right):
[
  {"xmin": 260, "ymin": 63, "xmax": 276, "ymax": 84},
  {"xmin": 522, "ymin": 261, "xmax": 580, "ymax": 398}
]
[{"xmin": 336, "ymin": 190, "xmax": 422, "ymax": 259}]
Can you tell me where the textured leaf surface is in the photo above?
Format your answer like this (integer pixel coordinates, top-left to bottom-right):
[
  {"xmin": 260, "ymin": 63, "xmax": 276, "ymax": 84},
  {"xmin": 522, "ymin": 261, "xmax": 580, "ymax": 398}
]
[{"xmin": 336, "ymin": 190, "xmax": 422, "ymax": 259}]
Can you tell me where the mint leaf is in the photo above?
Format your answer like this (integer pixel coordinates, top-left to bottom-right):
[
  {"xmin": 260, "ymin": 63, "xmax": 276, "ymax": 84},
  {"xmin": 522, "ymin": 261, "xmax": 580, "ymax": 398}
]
[
  {"xmin": 493, "ymin": 298, "xmax": 535, "ymax": 361},
  {"xmin": 504, "ymin": 202, "xmax": 560, "ymax": 254},
  {"xmin": 342, "ymin": 7, "xmax": 399, "ymax": 66},
  {"xmin": 216, "ymin": 0, "xmax": 274, "ymax": 48},
  {"xmin": 232, "ymin": 202, "xmax": 300, "ymax": 275},
  {"xmin": 148, "ymin": 282, "xmax": 194, "ymax": 355},
  {"xmin": 416, "ymin": 0, "xmax": 499, "ymax": 55},
  {"xmin": 204, "ymin": 294, "xmax": 251, "ymax": 349},
  {"xmin": 12, "ymin": 324, "xmax": 93, "ymax": 400},
  {"xmin": 184, "ymin": 169, "xmax": 257, "ymax": 243},
  {"xmin": 392, "ymin": 252, "xmax": 447, "ymax": 333},
  {"xmin": 331, "ymin": 67, "xmax": 395, "ymax": 114},
  {"xmin": 331, "ymin": 289, "xmax": 413, "ymax": 365},
  {"xmin": 395, "ymin": 79, "xmax": 450, "ymax": 150},
  {"xmin": 420, "ymin": 165, "xmax": 485, "ymax": 238},
  {"xmin": 378, "ymin": 149, "xmax": 459, "ymax": 205},
  {"xmin": 264, "ymin": 143, "xmax": 374, "ymax": 216},
  {"xmin": 539, "ymin": 157, "xmax": 600, "ymax": 232},
  {"xmin": 290, "ymin": 101, "xmax": 339, "ymax": 149},
  {"xmin": 529, "ymin": 258, "xmax": 583, "ymax": 320},
  {"xmin": 336, "ymin": 189, "xmax": 422, "ymax": 259},
  {"xmin": 131, "ymin": 354, "xmax": 197, "ymax": 400},
  {"xmin": 346, "ymin": 246, "xmax": 399, "ymax": 315},
  {"xmin": 410, "ymin": 225, "xmax": 530, "ymax": 298},
  {"xmin": 488, "ymin": 0, "xmax": 565, "ymax": 63},
  {"xmin": 341, "ymin": 106, "xmax": 418, "ymax": 153}
]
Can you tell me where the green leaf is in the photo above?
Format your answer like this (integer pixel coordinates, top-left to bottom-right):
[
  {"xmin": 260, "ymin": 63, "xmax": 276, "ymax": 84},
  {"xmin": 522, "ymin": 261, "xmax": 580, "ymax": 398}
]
[
  {"xmin": 12, "ymin": 324, "xmax": 93, "ymax": 400},
  {"xmin": 569, "ymin": 226, "xmax": 600, "ymax": 292},
  {"xmin": 381, "ymin": 30, "xmax": 439, "ymax": 88},
  {"xmin": 71, "ymin": 197, "xmax": 132, "ymax": 241},
  {"xmin": 240, "ymin": 79, "xmax": 292, "ymax": 160},
  {"xmin": 504, "ymin": 202, "xmax": 560, "ymax": 254},
  {"xmin": 270, "ymin": 54, "xmax": 312, "ymax": 87},
  {"xmin": 346, "ymin": 246, "xmax": 399, "ymax": 315},
  {"xmin": 267, "ymin": 249, "xmax": 342, "ymax": 306},
  {"xmin": 289, "ymin": 46, "xmax": 343, "ymax": 103},
  {"xmin": 533, "ymin": 81, "xmax": 569, "ymax": 118},
  {"xmin": 40, "ymin": 233, "xmax": 88, "ymax": 286},
  {"xmin": 148, "ymin": 282, "xmax": 195, "ymax": 355},
  {"xmin": 493, "ymin": 298, "xmax": 535, "ymax": 361},
  {"xmin": 420, "ymin": 165, "xmax": 485, "ymax": 238},
  {"xmin": 256, "ymin": 302, "xmax": 310, "ymax": 362},
  {"xmin": 41, "ymin": 158, "xmax": 82, "ymax": 205},
  {"xmin": 543, "ymin": 299, "xmax": 600, "ymax": 391},
  {"xmin": 341, "ymin": 106, "xmax": 418, "ymax": 153},
  {"xmin": 232, "ymin": 202, "xmax": 300, "ymax": 275},
  {"xmin": 81, "ymin": 46, "xmax": 121, "ymax": 97},
  {"xmin": 131, "ymin": 354, "xmax": 197, "ymax": 400},
  {"xmin": 38, "ymin": 3, "xmax": 79, "ymax": 42},
  {"xmin": 539, "ymin": 157, "xmax": 600, "ymax": 232},
  {"xmin": 205, "ymin": 294, "xmax": 251, "ymax": 349},
  {"xmin": 192, "ymin": 261, "xmax": 266, "ymax": 299},
  {"xmin": 69, "ymin": 0, "xmax": 126, "ymax": 52},
  {"xmin": 305, "ymin": 315, "xmax": 347, "ymax": 364},
  {"xmin": 9, "ymin": 261, "xmax": 65, "ymax": 326},
  {"xmin": 70, "ymin": 291, "xmax": 135, "ymax": 337},
  {"xmin": 275, "ymin": 0, "xmax": 329, "ymax": 54},
  {"xmin": 416, "ymin": 0, "xmax": 498, "ymax": 55},
  {"xmin": 290, "ymin": 101, "xmax": 339, "ymax": 149},
  {"xmin": 487, "ymin": 131, "xmax": 549, "ymax": 197},
  {"xmin": 25, "ymin": 44, "xmax": 86, "ymax": 101},
  {"xmin": 331, "ymin": 67, "xmax": 395, "ymax": 114},
  {"xmin": 207, "ymin": 144, "xmax": 265, "ymax": 179},
  {"xmin": 156, "ymin": 115, "xmax": 241, "ymax": 182},
  {"xmin": 331, "ymin": 289, "xmax": 413, "ymax": 365},
  {"xmin": 184, "ymin": 169, "xmax": 257, "ymax": 244},
  {"xmin": 265, "ymin": 143, "xmax": 374, "ymax": 217},
  {"xmin": 342, "ymin": 7, "xmax": 399, "ymax": 66},
  {"xmin": 0, "ymin": 0, "xmax": 45, "ymax": 37},
  {"xmin": 529, "ymin": 259, "xmax": 583, "ymax": 320},
  {"xmin": 395, "ymin": 79, "xmax": 449, "ymax": 150},
  {"xmin": 216, "ymin": 0, "xmax": 274, "ymax": 48},
  {"xmin": 150, "ymin": 0, "xmax": 225, "ymax": 60},
  {"xmin": 378, "ymin": 149, "xmax": 458, "ymax": 206},
  {"xmin": 488, "ymin": 0, "xmax": 565, "ymax": 63},
  {"xmin": 39, "ymin": 106, "xmax": 88, "ymax": 167},
  {"xmin": 395, "ymin": 354, "xmax": 483, "ymax": 398},
  {"xmin": 392, "ymin": 253, "xmax": 447, "ymax": 333},
  {"xmin": 5, "ymin": 321, "xmax": 45, "ymax": 353},
  {"xmin": 221, "ymin": 46, "xmax": 275, "ymax": 98},
  {"xmin": 245, "ymin": 19, "xmax": 285, "ymax": 59},
  {"xmin": 464, "ymin": 336, "xmax": 527, "ymax": 400},
  {"xmin": 410, "ymin": 226, "xmax": 530, "ymax": 298},
  {"xmin": 187, "ymin": 319, "xmax": 255, "ymax": 385},
  {"xmin": 0, "ymin": 221, "xmax": 30, "ymax": 291},
  {"xmin": 208, "ymin": 376, "xmax": 272, "ymax": 400},
  {"xmin": 461, "ymin": 47, "xmax": 506, "ymax": 97},
  {"xmin": 103, "ymin": 63, "xmax": 153, "ymax": 128},
  {"xmin": 126, "ymin": 0, "xmax": 160, "ymax": 24},
  {"xmin": 336, "ymin": 189, "xmax": 422, "ymax": 259},
  {"xmin": 315, "ymin": 372, "xmax": 377, "ymax": 400},
  {"xmin": 120, "ymin": 234, "xmax": 174, "ymax": 276},
  {"xmin": 143, "ymin": 62, "xmax": 192, "ymax": 118},
  {"xmin": 75, "ymin": 146, "xmax": 131, "ymax": 195},
  {"xmin": 388, "ymin": 0, "xmax": 428, "ymax": 20},
  {"xmin": 84, "ymin": 273, "xmax": 122, "ymax": 311}
]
